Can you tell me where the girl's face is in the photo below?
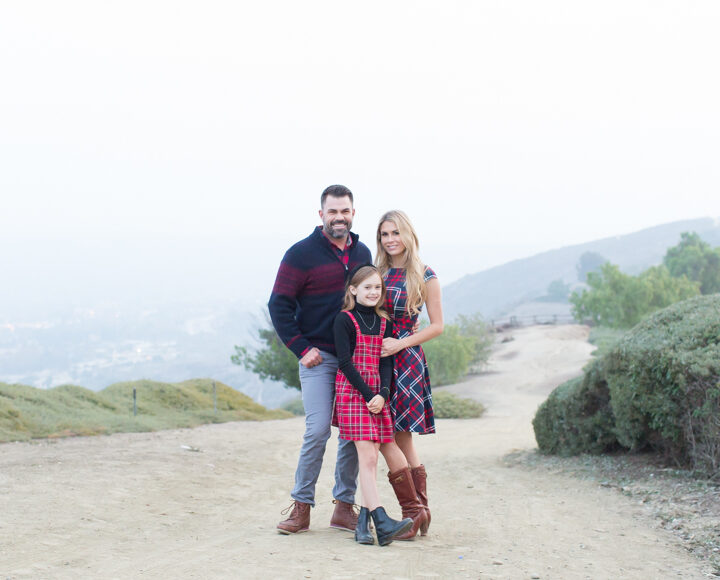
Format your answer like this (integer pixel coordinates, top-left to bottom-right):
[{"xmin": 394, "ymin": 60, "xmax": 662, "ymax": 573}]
[
  {"xmin": 350, "ymin": 273, "xmax": 383, "ymax": 307},
  {"xmin": 379, "ymin": 220, "xmax": 405, "ymax": 258}
]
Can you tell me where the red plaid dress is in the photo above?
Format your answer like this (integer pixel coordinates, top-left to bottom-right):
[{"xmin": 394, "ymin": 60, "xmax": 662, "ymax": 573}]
[{"xmin": 332, "ymin": 313, "xmax": 395, "ymax": 443}]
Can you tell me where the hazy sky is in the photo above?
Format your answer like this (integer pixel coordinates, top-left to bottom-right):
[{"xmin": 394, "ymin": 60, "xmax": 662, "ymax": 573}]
[{"xmin": 2, "ymin": 1, "xmax": 719, "ymax": 313}]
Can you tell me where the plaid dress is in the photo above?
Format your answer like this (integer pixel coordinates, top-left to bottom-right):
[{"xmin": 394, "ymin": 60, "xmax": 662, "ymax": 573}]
[
  {"xmin": 332, "ymin": 313, "xmax": 395, "ymax": 443},
  {"xmin": 384, "ymin": 267, "xmax": 436, "ymax": 434}
]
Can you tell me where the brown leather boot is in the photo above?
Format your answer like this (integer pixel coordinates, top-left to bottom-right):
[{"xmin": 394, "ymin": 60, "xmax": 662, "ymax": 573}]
[
  {"xmin": 411, "ymin": 464, "xmax": 430, "ymax": 535},
  {"xmin": 277, "ymin": 500, "xmax": 311, "ymax": 534},
  {"xmin": 329, "ymin": 499, "xmax": 358, "ymax": 531},
  {"xmin": 387, "ymin": 467, "xmax": 428, "ymax": 541}
]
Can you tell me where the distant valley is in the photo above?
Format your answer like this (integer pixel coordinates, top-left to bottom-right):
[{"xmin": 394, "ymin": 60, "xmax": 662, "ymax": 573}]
[{"xmin": 0, "ymin": 300, "xmax": 298, "ymax": 409}]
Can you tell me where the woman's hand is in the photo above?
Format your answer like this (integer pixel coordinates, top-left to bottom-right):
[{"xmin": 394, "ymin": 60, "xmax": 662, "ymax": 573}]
[
  {"xmin": 381, "ymin": 337, "xmax": 404, "ymax": 357},
  {"xmin": 367, "ymin": 394, "xmax": 385, "ymax": 414}
]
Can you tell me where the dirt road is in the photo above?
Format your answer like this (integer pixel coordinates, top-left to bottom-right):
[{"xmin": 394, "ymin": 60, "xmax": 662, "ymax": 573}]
[{"xmin": 0, "ymin": 325, "xmax": 710, "ymax": 579}]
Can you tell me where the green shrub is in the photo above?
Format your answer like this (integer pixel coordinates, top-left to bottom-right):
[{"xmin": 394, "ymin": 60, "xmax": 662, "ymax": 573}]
[
  {"xmin": 423, "ymin": 325, "xmax": 476, "ymax": 386},
  {"xmin": 604, "ymin": 295, "xmax": 720, "ymax": 477},
  {"xmin": 535, "ymin": 294, "xmax": 720, "ymax": 479},
  {"xmin": 432, "ymin": 391, "xmax": 485, "ymax": 419},
  {"xmin": 533, "ymin": 359, "xmax": 617, "ymax": 456},
  {"xmin": 587, "ymin": 327, "xmax": 626, "ymax": 357}
]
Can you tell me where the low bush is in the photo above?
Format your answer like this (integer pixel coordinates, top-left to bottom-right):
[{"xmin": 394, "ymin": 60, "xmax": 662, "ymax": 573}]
[
  {"xmin": 604, "ymin": 295, "xmax": 720, "ymax": 477},
  {"xmin": 533, "ymin": 359, "xmax": 617, "ymax": 456},
  {"xmin": 422, "ymin": 313, "xmax": 494, "ymax": 386},
  {"xmin": 587, "ymin": 327, "xmax": 626, "ymax": 357},
  {"xmin": 534, "ymin": 295, "xmax": 720, "ymax": 480},
  {"xmin": 432, "ymin": 390, "xmax": 485, "ymax": 419},
  {"xmin": 423, "ymin": 325, "xmax": 476, "ymax": 386}
]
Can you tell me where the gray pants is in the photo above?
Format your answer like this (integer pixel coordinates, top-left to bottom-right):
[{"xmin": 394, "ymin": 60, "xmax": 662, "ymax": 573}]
[{"xmin": 291, "ymin": 351, "xmax": 358, "ymax": 507}]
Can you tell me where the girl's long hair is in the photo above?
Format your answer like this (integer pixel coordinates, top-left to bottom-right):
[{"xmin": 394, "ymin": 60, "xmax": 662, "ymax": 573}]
[
  {"xmin": 342, "ymin": 265, "xmax": 390, "ymax": 320},
  {"xmin": 375, "ymin": 210, "xmax": 427, "ymax": 316}
]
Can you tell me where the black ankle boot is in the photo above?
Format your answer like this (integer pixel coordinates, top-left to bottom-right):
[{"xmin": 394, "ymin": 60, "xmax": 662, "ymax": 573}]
[
  {"xmin": 354, "ymin": 507, "xmax": 374, "ymax": 545},
  {"xmin": 369, "ymin": 506, "xmax": 413, "ymax": 546}
]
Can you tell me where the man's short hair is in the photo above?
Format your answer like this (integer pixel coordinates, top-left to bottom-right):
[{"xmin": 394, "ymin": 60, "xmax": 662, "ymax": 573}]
[{"xmin": 320, "ymin": 185, "xmax": 354, "ymax": 208}]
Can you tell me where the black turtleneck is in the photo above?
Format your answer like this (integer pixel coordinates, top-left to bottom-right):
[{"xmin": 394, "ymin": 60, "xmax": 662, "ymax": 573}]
[{"xmin": 333, "ymin": 303, "xmax": 394, "ymax": 403}]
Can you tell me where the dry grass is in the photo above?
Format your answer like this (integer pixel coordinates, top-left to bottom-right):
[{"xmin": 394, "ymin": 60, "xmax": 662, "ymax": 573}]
[{"xmin": 0, "ymin": 379, "xmax": 291, "ymax": 443}]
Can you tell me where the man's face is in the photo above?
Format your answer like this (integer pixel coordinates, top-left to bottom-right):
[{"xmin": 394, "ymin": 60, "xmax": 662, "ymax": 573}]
[{"xmin": 319, "ymin": 196, "xmax": 355, "ymax": 239}]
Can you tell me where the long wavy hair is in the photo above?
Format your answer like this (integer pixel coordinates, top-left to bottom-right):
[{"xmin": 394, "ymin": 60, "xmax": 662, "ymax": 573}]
[
  {"xmin": 342, "ymin": 265, "xmax": 390, "ymax": 320},
  {"xmin": 375, "ymin": 210, "xmax": 427, "ymax": 316}
]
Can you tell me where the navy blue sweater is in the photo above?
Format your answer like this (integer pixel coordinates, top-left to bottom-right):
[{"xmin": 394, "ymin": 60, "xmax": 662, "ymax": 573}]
[{"xmin": 268, "ymin": 226, "xmax": 372, "ymax": 358}]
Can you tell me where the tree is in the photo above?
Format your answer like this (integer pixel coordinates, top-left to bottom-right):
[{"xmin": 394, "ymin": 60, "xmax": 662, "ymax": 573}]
[
  {"xmin": 454, "ymin": 313, "xmax": 494, "ymax": 372},
  {"xmin": 576, "ymin": 251, "xmax": 607, "ymax": 282},
  {"xmin": 546, "ymin": 279, "xmax": 571, "ymax": 302},
  {"xmin": 232, "ymin": 317, "xmax": 300, "ymax": 390},
  {"xmin": 663, "ymin": 232, "xmax": 720, "ymax": 295},
  {"xmin": 570, "ymin": 262, "xmax": 699, "ymax": 328}
]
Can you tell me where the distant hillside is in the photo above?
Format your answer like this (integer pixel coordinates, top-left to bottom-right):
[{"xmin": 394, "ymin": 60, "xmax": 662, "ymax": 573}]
[
  {"xmin": 443, "ymin": 217, "xmax": 720, "ymax": 320},
  {"xmin": 0, "ymin": 378, "xmax": 291, "ymax": 443},
  {"xmin": 0, "ymin": 300, "xmax": 298, "ymax": 409}
]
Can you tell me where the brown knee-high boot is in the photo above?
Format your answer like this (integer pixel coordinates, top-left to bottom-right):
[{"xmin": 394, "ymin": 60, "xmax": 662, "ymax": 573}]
[
  {"xmin": 388, "ymin": 466, "xmax": 428, "ymax": 540},
  {"xmin": 411, "ymin": 464, "xmax": 430, "ymax": 535}
]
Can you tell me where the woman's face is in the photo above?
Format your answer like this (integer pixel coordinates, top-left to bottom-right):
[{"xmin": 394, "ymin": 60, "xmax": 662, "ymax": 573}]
[
  {"xmin": 351, "ymin": 273, "xmax": 383, "ymax": 307},
  {"xmin": 379, "ymin": 220, "xmax": 405, "ymax": 258}
]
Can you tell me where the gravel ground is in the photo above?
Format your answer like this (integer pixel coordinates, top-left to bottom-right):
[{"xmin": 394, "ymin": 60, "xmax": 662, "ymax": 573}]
[{"xmin": 505, "ymin": 450, "xmax": 720, "ymax": 576}]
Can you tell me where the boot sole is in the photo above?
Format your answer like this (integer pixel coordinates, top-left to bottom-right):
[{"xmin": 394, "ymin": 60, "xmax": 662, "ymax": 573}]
[
  {"xmin": 329, "ymin": 524, "xmax": 355, "ymax": 532},
  {"xmin": 277, "ymin": 527, "xmax": 309, "ymax": 534},
  {"xmin": 378, "ymin": 519, "xmax": 414, "ymax": 546}
]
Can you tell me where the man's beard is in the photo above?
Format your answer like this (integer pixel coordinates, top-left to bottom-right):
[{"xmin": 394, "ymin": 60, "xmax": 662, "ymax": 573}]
[{"xmin": 325, "ymin": 220, "xmax": 350, "ymax": 239}]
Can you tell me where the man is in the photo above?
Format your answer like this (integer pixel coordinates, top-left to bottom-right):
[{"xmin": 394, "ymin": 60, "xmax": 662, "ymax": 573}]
[{"xmin": 269, "ymin": 184, "xmax": 372, "ymax": 534}]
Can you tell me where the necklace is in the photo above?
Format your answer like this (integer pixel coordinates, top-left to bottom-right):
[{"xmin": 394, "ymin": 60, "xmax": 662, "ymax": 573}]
[{"xmin": 355, "ymin": 309, "xmax": 377, "ymax": 332}]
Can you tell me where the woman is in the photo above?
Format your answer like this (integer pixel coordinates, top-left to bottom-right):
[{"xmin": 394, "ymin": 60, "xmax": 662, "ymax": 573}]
[{"xmin": 376, "ymin": 210, "xmax": 444, "ymax": 539}]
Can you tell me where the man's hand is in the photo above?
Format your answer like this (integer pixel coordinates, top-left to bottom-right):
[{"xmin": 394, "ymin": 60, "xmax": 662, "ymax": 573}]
[
  {"xmin": 367, "ymin": 394, "xmax": 385, "ymax": 414},
  {"xmin": 299, "ymin": 347, "xmax": 323, "ymax": 368}
]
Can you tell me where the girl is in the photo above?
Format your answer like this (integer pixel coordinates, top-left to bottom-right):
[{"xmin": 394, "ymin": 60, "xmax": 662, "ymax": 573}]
[
  {"xmin": 376, "ymin": 210, "xmax": 444, "ymax": 539},
  {"xmin": 332, "ymin": 265, "xmax": 420, "ymax": 546}
]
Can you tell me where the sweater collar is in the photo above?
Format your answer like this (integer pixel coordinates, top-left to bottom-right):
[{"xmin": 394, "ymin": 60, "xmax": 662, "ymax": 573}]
[{"xmin": 354, "ymin": 303, "xmax": 376, "ymax": 315}]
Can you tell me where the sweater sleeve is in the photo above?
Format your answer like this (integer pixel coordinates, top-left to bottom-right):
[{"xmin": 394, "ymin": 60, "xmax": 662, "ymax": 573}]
[
  {"xmin": 333, "ymin": 312, "xmax": 375, "ymax": 402},
  {"xmin": 378, "ymin": 318, "xmax": 393, "ymax": 401},
  {"xmin": 268, "ymin": 250, "xmax": 312, "ymax": 358}
]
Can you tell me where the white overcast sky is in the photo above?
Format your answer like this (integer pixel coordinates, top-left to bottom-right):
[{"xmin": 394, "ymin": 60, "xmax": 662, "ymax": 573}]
[{"xmin": 2, "ymin": 1, "xmax": 719, "ymax": 311}]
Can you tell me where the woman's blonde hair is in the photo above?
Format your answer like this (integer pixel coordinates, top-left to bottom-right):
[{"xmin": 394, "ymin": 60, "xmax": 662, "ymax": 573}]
[
  {"xmin": 342, "ymin": 265, "xmax": 390, "ymax": 319},
  {"xmin": 375, "ymin": 210, "xmax": 427, "ymax": 316}
]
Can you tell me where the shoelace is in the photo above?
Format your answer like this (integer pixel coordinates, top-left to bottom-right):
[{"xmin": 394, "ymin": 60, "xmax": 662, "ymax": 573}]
[
  {"xmin": 280, "ymin": 501, "xmax": 297, "ymax": 516},
  {"xmin": 332, "ymin": 499, "xmax": 360, "ymax": 514}
]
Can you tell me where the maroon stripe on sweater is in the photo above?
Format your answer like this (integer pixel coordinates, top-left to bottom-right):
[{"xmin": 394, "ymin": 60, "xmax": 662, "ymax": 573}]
[
  {"xmin": 272, "ymin": 262, "xmax": 306, "ymax": 296},
  {"xmin": 303, "ymin": 263, "xmax": 347, "ymax": 294}
]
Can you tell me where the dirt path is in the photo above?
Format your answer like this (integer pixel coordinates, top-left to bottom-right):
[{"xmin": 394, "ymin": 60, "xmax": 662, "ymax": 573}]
[{"xmin": 0, "ymin": 325, "xmax": 710, "ymax": 579}]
